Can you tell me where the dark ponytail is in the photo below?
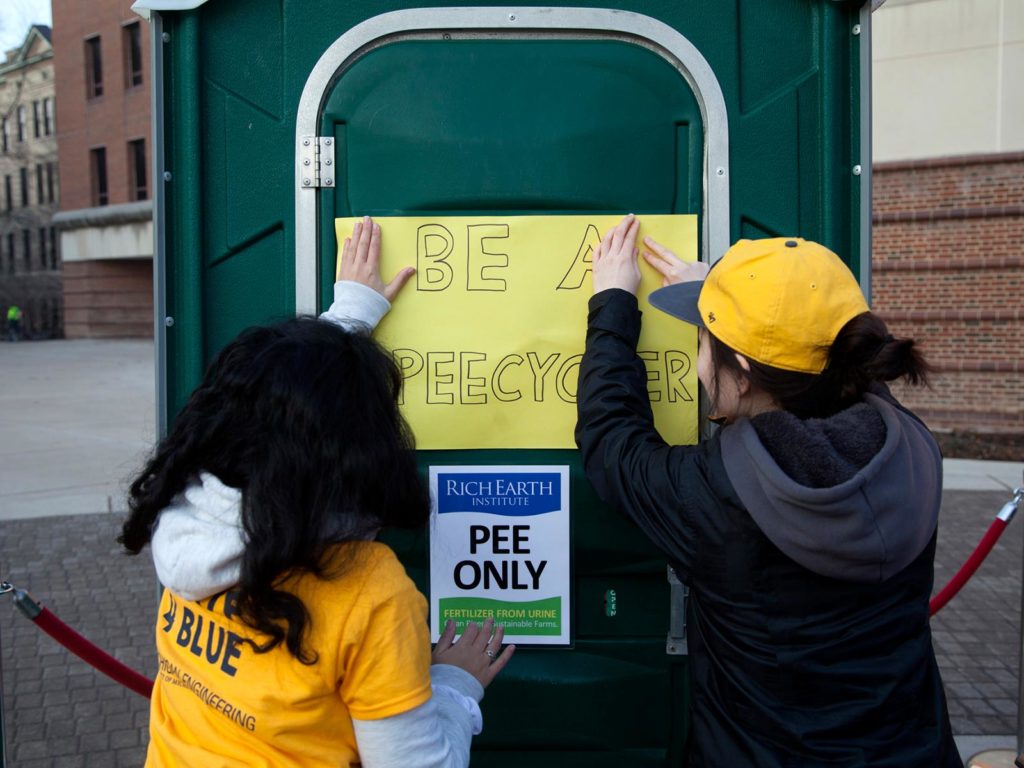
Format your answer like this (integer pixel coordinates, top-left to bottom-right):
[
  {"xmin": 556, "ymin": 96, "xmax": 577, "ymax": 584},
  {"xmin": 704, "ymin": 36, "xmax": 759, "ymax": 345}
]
[
  {"xmin": 708, "ymin": 311, "xmax": 931, "ymax": 420},
  {"xmin": 825, "ymin": 312, "xmax": 930, "ymax": 400}
]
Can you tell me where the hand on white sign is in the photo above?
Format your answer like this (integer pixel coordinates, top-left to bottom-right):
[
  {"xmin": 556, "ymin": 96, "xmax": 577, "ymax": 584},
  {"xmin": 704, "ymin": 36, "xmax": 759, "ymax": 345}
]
[{"xmin": 431, "ymin": 617, "xmax": 515, "ymax": 688}]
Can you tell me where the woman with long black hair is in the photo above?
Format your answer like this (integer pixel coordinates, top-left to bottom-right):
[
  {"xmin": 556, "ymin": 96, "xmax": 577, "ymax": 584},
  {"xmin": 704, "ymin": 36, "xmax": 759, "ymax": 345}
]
[{"xmin": 123, "ymin": 217, "xmax": 513, "ymax": 767}]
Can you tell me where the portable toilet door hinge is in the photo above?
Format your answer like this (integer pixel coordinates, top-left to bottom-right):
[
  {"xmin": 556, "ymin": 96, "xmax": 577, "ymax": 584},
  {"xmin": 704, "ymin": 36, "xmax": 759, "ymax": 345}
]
[
  {"xmin": 666, "ymin": 565, "xmax": 688, "ymax": 655},
  {"xmin": 298, "ymin": 136, "xmax": 335, "ymax": 189}
]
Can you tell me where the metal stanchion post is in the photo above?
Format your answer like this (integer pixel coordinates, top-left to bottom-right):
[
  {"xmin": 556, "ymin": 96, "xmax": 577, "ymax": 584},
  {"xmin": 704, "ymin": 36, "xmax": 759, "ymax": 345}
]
[
  {"xmin": 0, "ymin": 580, "xmax": 12, "ymax": 768},
  {"xmin": 965, "ymin": 484, "xmax": 1023, "ymax": 768},
  {"xmin": 1017, "ymin": 483, "xmax": 1024, "ymax": 768}
]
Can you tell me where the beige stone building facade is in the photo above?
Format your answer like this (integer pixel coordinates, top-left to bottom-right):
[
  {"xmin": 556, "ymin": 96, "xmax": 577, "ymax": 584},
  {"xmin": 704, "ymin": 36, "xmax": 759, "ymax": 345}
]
[{"xmin": 0, "ymin": 25, "xmax": 61, "ymax": 339}]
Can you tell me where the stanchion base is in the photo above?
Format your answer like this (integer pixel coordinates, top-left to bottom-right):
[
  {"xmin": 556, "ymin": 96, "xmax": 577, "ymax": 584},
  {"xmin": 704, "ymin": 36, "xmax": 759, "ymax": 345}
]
[{"xmin": 966, "ymin": 749, "xmax": 1018, "ymax": 768}]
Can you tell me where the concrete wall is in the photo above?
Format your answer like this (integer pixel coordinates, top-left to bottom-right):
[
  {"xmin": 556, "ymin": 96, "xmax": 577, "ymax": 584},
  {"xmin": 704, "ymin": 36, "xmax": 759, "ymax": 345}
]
[
  {"xmin": 61, "ymin": 217, "xmax": 152, "ymax": 262},
  {"xmin": 873, "ymin": 0, "xmax": 1024, "ymax": 162}
]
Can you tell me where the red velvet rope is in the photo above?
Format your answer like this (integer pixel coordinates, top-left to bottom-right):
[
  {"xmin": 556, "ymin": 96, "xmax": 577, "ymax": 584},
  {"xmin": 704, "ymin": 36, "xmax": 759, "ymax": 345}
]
[
  {"xmin": 929, "ymin": 518, "xmax": 1008, "ymax": 617},
  {"xmin": 6, "ymin": 497, "xmax": 1012, "ymax": 701},
  {"xmin": 32, "ymin": 607, "xmax": 153, "ymax": 699}
]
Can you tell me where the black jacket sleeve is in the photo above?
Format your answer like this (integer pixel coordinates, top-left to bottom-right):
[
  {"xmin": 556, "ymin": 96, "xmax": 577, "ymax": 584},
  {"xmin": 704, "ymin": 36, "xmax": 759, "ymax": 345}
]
[{"xmin": 574, "ymin": 289, "xmax": 716, "ymax": 578}]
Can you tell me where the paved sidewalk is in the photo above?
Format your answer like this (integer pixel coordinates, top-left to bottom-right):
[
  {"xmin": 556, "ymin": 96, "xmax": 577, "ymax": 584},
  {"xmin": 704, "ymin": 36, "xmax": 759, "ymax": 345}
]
[
  {"xmin": 1, "ymin": 514, "xmax": 156, "ymax": 766},
  {"xmin": 0, "ymin": 339, "xmax": 1021, "ymax": 765},
  {"xmin": 945, "ymin": 459, "xmax": 1024, "ymax": 493},
  {"xmin": 0, "ymin": 340, "xmax": 155, "ymax": 522}
]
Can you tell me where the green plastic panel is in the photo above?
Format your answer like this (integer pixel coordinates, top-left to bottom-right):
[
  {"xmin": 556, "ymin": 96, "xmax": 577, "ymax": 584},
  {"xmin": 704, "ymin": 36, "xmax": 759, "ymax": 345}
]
[
  {"xmin": 163, "ymin": 0, "xmax": 863, "ymax": 415},
  {"xmin": 158, "ymin": 1, "xmax": 864, "ymax": 761},
  {"xmin": 318, "ymin": 40, "xmax": 697, "ymax": 756}
]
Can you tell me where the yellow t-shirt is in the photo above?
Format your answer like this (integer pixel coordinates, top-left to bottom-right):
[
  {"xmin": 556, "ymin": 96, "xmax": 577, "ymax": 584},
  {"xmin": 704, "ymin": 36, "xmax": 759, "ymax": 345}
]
[{"xmin": 146, "ymin": 541, "xmax": 432, "ymax": 767}]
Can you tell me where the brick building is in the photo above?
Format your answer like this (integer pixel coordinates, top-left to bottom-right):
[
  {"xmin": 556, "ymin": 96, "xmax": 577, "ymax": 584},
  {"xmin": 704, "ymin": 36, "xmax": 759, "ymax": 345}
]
[
  {"xmin": 0, "ymin": 24, "xmax": 62, "ymax": 340},
  {"xmin": 52, "ymin": 0, "xmax": 153, "ymax": 338},
  {"xmin": 872, "ymin": 0, "xmax": 1022, "ymax": 435}
]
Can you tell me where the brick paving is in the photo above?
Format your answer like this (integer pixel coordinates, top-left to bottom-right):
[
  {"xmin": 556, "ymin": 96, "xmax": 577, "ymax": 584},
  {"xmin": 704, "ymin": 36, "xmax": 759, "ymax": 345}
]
[
  {"xmin": 933, "ymin": 490, "xmax": 1022, "ymax": 738},
  {"xmin": 0, "ymin": 488, "xmax": 1020, "ymax": 764},
  {"xmin": 1, "ymin": 514, "xmax": 157, "ymax": 767}
]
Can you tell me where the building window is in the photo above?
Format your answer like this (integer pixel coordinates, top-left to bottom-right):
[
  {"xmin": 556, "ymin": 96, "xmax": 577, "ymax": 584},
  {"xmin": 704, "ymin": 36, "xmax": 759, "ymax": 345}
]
[
  {"xmin": 4, "ymin": 175, "xmax": 10, "ymax": 211},
  {"xmin": 1, "ymin": 118, "xmax": 7, "ymax": 152},
  {"xmin": 46, "ymin": 163, "xmax": 56, "ymax": 203},
  {"xmin": 17, "ymin": 106, "xmax": 26, "ymax": 142},
  {"xmin": 85, "ymin": 36, "xmax": 104, "ymax": 98},
  {"xmin": 90, "ymin": 147, "xmax": 108, "ymax": 206},
  {"xmin": 20, "ymin": 167, "xmax": 28, "ymax": 206},
  {"xmin": 123, "ymin": 22, "xmax": 143, "ymax": 88},
  {"xmin": 32, "ymin": 101, "xmax": 40, "ymax": 138},
  {"xmin": 49, "ymin": 226, "xmax": 57, "ymax": 270},
  {"xmin": 128, "ymin": 138, "xmax": 147, "ymax": 201},
  {"xmin": 36, "ymin": 164, "xmax": 44, "ymax": 204},
  {"xmin": 43, "ymin": 98, "xmax": 54, "ymax": 136},
  {"xmin": 22, "ymin": 229, "xmax": 30, "ymax": 270},
  {"xmin": 38, "ymin": 228, "xmax": 47, "ymax": 270},
  {"xmin": 5, "ymin": 234, "xmax": 14, "ymax": 273}
]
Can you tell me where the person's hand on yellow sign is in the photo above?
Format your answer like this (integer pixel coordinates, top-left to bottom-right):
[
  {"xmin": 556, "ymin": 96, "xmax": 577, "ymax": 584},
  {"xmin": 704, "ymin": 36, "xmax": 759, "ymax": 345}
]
[
  {"xmin": 592, "ymin": 213, "xmax": 711, "ymax": 297},
  {"xmin": 591, "ymin": 213, "xmax": 642, "ymax": 295},
  {"xmin": 339, "ymin": 215, "xmax": 416, "ymax": 302},
  {"xmin": 642, "ymin": 235, "xmax": 710, "ymax": 287}
]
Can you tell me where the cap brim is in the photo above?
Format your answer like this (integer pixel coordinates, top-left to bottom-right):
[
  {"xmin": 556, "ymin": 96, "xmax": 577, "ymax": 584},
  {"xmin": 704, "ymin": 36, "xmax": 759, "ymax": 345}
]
[{"xmin": 648, "ymin": 280, "xmax": 705, "ymax": 327}]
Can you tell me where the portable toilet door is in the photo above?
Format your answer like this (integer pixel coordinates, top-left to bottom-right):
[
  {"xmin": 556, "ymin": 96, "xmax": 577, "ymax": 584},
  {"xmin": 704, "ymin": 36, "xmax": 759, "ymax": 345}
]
[
  {"xmin": 293, "ymin": 10, "xmax": 730, "ymax": 765},
  {"xmin": 143, "ymin": 2, "xmax": 871, "ymax": 765}
]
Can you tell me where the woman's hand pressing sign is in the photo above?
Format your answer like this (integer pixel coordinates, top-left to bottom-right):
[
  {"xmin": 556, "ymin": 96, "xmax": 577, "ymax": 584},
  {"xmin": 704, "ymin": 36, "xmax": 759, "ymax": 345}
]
[
  {"xmin": 340, "ymin": 215, "xmax": 416, "ymax": 302},
  {"xmin": 431, "ymin": 617, "xmax": 516, "ymax": 689}
]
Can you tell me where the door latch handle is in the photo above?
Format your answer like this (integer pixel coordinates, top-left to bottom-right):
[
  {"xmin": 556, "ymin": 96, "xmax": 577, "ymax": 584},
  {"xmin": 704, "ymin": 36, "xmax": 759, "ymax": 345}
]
[{"xmin": 666, "ymin": 565, "xmax": 688, "ymax": 655}]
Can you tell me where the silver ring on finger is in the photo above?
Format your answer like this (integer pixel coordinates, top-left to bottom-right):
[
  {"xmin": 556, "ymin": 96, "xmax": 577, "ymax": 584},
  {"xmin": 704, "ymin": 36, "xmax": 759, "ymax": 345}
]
[{"xmin": 485, "ymin": 649, "xmax": 496, "ymax": 659}]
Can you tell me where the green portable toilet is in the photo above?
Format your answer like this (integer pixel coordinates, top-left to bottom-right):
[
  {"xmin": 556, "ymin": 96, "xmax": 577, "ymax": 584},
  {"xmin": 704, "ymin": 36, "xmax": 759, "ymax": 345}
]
[{"xmin": 136, "ymin": 1, "xmax": 873, "ymax": 763}]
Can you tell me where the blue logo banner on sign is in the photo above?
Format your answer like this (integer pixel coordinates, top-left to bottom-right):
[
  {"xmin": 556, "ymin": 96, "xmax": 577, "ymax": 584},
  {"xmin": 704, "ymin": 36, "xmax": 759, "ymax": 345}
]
[
  {"xmin": 436, "ymin": 472, "xmax": 562, "ymax": 515},
  {"xmin": 429, "ymin": 465, "xmax": 571, "ymax": 645}
]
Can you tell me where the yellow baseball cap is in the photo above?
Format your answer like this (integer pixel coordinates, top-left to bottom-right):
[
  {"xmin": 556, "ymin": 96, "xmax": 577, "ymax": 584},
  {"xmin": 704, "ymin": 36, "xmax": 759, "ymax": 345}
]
[{"xmin": 648, "ymin": 238, "xmax": 869, "ymax": 374}]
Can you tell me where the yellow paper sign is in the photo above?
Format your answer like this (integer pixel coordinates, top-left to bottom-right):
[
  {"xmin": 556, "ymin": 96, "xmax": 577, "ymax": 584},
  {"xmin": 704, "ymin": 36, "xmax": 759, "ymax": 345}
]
[{"xmin": 335, "ymin": 215, "xmax": 699, "ymax": 449}]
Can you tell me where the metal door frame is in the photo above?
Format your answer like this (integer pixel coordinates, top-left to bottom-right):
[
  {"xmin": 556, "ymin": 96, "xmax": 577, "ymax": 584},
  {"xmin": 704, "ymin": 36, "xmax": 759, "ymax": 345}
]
[{"xmin": 293, "ymin": 6, "xmax": 730, "ymax": 315}]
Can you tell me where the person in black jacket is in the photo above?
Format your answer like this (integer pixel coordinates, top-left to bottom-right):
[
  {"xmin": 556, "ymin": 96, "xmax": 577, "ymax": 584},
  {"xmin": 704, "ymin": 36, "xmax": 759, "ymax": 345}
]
[{"xmin": 575, "ymin": 214, "xmax": 961, "ymax": 767}]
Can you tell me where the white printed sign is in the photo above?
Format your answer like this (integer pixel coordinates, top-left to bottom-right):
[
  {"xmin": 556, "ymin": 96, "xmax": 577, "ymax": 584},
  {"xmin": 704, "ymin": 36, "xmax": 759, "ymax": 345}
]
[{"xmin": 429, "ymin": 465, "xmax": 571, "ymax": 646}]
